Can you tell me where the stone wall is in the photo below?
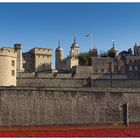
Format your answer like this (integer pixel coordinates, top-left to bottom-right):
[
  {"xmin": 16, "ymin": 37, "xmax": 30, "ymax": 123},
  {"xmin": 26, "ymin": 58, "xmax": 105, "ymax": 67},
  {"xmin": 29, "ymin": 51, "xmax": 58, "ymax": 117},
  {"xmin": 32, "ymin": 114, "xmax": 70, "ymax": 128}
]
[
  {"xmin": 91, "ymin": 79, "xmax": 140, "ymax": 88},
  {"xmin": 73, "ymin": 66, "xmax": 92, "ymax": 74},
  {"xmin": 91, "ymin": 74, "xmax": 127, "ymax": 79},
  {"xmin": 0, "ymin": 87, "xmax": 139, "ymax": 126},
  {"xmin": 0, "ymin": 48, "xmax": 17, "ymax": 86},
  {"xmin": 17, "ymin": 76, "xmax": 140, "ymax": 88},
  {"xmin": 17, "ymin": 78, "xmax": 88, "ymax": 87},
  {"xmin": 18, "ymin": 72, "xmax": 72, "ymax": 79}
]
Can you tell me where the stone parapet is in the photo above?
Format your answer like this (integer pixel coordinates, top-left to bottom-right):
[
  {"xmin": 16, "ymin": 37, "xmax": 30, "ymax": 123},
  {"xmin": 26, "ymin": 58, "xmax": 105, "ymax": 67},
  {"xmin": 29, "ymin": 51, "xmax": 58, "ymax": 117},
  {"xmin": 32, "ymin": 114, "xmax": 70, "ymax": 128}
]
[{"xmin": 0, "ymin": 47, "xmax": 17, "ymax": 58}]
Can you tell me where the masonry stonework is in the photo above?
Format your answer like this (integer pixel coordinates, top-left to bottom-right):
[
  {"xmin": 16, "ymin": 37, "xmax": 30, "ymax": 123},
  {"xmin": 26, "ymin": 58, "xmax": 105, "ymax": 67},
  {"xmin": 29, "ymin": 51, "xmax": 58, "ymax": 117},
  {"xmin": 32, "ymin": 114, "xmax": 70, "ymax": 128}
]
[
  {"xmin": 0, "ymin": 48, "xmax": 17, "ymax": 86},
  {"xmin": 0, "ymin": 87, "xmax": 139, "ymax": 126}
]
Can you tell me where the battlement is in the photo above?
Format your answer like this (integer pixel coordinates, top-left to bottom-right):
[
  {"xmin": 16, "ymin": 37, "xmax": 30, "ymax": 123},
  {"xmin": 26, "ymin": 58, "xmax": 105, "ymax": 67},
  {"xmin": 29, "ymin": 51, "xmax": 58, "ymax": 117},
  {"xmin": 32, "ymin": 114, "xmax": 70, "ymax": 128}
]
[
  {"xmin": 0, "ymin": 47, "xmax": 17, "ymax": 58},
  {"xmin": 30, "ymin": 48, "xmax": 52, "ymax": 55}
]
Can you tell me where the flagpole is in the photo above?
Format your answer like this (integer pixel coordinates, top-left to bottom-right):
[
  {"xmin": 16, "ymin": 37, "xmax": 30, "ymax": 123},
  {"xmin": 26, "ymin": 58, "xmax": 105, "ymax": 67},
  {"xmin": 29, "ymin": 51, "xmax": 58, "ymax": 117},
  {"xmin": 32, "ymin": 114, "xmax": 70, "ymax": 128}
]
[
  {"xmin": 86, "ymin": 32, "xmax": 94, "ymax": 50},
  {"xmin": 86, "ymin": 32, "xmax": 95, "ymax": 50},
  {"xmin": 90, "ymin": 33, "xmax": 94, "ymax": 49}
]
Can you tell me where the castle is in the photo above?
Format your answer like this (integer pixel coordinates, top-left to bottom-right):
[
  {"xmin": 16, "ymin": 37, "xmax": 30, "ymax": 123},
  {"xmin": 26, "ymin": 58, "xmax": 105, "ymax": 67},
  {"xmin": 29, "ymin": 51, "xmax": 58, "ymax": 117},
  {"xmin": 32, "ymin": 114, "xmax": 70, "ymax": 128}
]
[
  {"xmin": 1, "ymin": 37, "xmax": 140, "ymax": 86},
  {"xmin": 0, "ymin": 44, "xmax": 53, "ymax": 86},
  {"xmin": 55, "ymin": 36, "xmax": 79, "ymax": 71},
  {"xmin": 0, "ymin": 36, "xmax": 80, "ymax": 86},
  {"xmin": 0, "ymin": 38, "xmax": 140, "ymax": 126}
]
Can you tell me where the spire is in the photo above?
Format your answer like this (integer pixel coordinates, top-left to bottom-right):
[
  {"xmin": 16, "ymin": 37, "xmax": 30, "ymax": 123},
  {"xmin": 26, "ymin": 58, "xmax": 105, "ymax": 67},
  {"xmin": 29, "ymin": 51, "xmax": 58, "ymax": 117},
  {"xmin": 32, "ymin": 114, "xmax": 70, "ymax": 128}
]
[
  {"xmin": 74, "ymin": 35, "xmax": 76, "ymax": 44},
  {"xmin": 58, "ymin": 39, "xmax": 60, "ymax": 48},
  {"xmin": 135, "ymin": 42, "xmax": 137, "ymax": 47},
  {"xmin": 112, "ymin": 40, "xmax": 115, "ymax": 48}
]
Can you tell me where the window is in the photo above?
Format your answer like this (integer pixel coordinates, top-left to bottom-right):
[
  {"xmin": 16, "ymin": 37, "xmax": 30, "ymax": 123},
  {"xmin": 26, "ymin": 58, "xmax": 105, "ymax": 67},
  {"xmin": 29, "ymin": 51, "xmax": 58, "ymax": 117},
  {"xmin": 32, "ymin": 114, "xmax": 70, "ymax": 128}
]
[
  {"xmin": 129, "ymin": 60, "xmax": 132, "ymax": 63},
  {"xmin": 11, "ymin": 60, "xmax": 15, "ymax": 66},
  {"xmin": 129, "ymin": 66, "xmax": 132, "ymax": 71},
  {"xmin": 135, "ymin": 66, "xmax": 138, "ymax": 71},
  {"xmin": 43, "ymin": 64, "xmax": 45, "ymax": 69},
  {"xmin": 135, "ymin": 74, "xmax": 138, "ymax": 78},
  {"xmin": 101, "ymin": 68, "xmax": 104, "ymax": 73},
  {"xmin": 11, "ymin": 70, "xmax": 15, "ymax": 76},
  {"xmin": 23, "ymin": 64, "xmax": 26, "ymax": 69},
  {"xmin": 95, "ymin": 69, "xmax": 98, "ymax": 73}
]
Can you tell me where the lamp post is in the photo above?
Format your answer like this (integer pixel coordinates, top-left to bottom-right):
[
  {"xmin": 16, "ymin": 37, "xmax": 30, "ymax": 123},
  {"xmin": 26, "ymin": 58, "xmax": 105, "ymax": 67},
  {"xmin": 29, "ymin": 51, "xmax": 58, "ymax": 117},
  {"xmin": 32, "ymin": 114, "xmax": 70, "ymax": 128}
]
[
  {"xmin": 109, "ymin": 62, "xmax": 112, "ymax": 87},
  {"xmin": 123, "ymin": 103, "xmax": 129, "ymax": 126}
]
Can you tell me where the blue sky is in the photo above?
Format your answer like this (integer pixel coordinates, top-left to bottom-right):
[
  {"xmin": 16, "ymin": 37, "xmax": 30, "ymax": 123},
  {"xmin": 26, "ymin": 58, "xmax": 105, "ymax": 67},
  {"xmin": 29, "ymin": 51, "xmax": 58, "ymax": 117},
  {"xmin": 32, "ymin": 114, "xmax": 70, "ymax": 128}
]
[{"xmin": 0, "ymin": 3, "xmax": 140, "ymax": 67}]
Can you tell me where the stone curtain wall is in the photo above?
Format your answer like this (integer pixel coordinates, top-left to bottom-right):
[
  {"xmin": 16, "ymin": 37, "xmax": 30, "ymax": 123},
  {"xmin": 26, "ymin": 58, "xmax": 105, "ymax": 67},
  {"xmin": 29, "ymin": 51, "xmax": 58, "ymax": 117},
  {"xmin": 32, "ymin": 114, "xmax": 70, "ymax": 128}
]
[
  {"xmin": 18, "ymin": 77, "xmax": 140, "ymax": 88},
  {"xmin": 91, "ymin": 79, "xmax": 140, "ymax": 88},
  {"xmin": 17, "ymin": 78, "xmax": 89, "ymax": 87},
  {"xmin": 0, "ymin": 87, "xmax": 139, "ymax": 126}
]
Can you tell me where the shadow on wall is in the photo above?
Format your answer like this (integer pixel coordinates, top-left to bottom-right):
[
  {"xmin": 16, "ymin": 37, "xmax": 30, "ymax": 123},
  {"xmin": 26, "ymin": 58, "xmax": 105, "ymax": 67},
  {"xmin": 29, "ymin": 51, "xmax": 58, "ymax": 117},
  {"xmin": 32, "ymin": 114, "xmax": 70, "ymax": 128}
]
[{"xmin": 35, "ymin": 64, "xmax": 52, "ymax": 72}]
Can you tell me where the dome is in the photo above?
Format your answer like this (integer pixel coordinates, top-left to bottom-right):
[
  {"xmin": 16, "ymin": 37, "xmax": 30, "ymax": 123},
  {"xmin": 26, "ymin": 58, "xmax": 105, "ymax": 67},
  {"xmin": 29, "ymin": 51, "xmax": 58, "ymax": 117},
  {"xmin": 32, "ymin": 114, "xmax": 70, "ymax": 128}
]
[
  {"xmin": 71, "ymin": 35, "xmax": 79, "ymax": 48},
  {"xmin": 56, "ymin": 46, "xmax": 63, "ymax": 51},
  {"xmin": 110, "ymin": 46, "xmax": 118, "ymax": 53},
  {"xmin": 71, "ymin": 42, "xmax": 79, "ymax": 48}
]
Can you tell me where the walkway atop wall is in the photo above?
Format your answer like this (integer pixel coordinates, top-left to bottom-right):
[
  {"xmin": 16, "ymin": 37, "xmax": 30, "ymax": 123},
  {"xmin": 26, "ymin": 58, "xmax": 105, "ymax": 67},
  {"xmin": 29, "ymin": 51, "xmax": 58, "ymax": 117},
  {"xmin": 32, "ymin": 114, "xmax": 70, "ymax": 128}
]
[{"xmin": 0, "ymin": 87, "xmax": 140, "ymax": 93}]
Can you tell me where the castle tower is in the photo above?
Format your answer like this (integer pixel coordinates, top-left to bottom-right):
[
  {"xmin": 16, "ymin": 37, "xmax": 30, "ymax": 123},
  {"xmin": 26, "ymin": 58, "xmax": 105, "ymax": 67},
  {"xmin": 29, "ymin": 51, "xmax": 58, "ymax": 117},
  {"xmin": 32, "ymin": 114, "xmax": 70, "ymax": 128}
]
[
  {"xmin": 89, "ymin": 45, "xmax": 98, "ymax": 57},
  {"xmin": 70, "ymin": 35, "xmax": 80, "ymax": 58},
  {"xmin": 133, "ymin": 43, "xmax": 140, "ymax": 56},
  {"xmin": 14, "ymin": 44, "xmax": 23, "ymax": 73},
  {"xmin": 108, "ymin": 40, "xmax": 118, "ymax": 58},
  {"xmin": 0, "ymin": 47, "xmax": 17, "ymax": 86},
  {"xmin": 55, "ymin": 40, "xmax": 64, "ymax": 70}
]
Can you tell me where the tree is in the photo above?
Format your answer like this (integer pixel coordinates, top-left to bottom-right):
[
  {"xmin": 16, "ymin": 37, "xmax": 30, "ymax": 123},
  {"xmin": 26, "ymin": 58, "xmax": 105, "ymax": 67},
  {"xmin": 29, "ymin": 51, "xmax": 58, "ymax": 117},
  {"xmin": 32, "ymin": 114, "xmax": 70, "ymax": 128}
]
[{"xmin": 78, "ymin": 52, "xmax": 91, "ymax": 66}]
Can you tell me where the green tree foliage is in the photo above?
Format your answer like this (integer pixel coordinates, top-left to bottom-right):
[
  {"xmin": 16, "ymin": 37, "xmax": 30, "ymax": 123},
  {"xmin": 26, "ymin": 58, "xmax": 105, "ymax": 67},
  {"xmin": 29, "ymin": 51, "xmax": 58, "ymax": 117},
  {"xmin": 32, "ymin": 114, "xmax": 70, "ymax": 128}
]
[
  {"xmin": 100, "ymin": 50, "xmax": 116, "ymax": 58},
  {"xmin": 78, "ymin": 52, "xmax": 91, "ymax": 66}
]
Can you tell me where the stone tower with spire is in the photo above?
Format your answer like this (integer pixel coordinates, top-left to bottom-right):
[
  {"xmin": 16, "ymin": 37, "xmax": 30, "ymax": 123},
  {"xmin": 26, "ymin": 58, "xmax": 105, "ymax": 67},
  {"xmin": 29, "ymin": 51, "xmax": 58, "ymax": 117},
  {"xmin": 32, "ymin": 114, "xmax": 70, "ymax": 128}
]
[
  {"xmin": 108, "ymin": 40, "xmax": 118, "ymax": 58},
  {"xmin": 70, "ymin": 35, "xmax": 80, "ymax": 58},
  {"xmin": 134, "ymin": 43, "xmax": 140, "ymax": 56},
  {"xmin": 89, "ymin": 45, "xmax": 98, "ymax": 57},
  {"xmin": 55, "ymin": 40, "xmax": 64, "ymax": 70}
]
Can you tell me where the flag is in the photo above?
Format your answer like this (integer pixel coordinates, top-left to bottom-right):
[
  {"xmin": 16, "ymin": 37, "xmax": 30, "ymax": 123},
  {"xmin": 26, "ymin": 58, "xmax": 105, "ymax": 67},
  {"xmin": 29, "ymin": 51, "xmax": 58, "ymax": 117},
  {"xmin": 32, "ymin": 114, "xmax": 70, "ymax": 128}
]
[{"xmin": 86, "ymin": 32, "xmax": 93, "ymax": 37}]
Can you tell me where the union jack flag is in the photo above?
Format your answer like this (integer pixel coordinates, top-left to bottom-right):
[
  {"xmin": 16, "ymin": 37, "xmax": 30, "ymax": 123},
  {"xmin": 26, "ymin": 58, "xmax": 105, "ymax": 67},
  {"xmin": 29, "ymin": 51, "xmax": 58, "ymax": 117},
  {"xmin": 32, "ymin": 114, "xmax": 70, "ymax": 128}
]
[{"xmin": 86, "ymin": 32, "xmax": 93, "ymax": 37}]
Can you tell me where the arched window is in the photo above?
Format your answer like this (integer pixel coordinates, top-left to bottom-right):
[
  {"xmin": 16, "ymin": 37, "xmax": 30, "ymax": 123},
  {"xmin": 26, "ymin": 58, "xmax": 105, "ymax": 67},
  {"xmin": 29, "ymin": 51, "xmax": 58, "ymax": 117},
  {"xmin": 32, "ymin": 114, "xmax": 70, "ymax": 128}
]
[
  {"xmin": 135, "ymin": 66, "xmax": 138, "ymax": 71},
  {"xmin": 129, "ymin": 66, "xmax": 132, "ymax": 71}
]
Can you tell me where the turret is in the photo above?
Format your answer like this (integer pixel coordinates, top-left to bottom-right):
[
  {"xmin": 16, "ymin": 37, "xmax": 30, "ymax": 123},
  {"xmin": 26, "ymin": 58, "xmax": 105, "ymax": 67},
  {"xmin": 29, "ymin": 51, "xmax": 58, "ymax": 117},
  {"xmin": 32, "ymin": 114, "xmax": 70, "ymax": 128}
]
[
  {"xmin": 70, "ymin": 35, "xmax": 80, "ymax": 58},
  {"xmin": 108, "ymin": 40, "xmax": 118, "ymax": 58},
  {"xmin": 0, "ymin": 47, "xmax": 17, "ymax": 86},
  {"xmin": 14, "ymin": 44, "xmax": 23, "ymax": 73},
  {"xmin": 55, "ymin": 40, "xmax": 64, "ymax": 70},
  {"xmin": 89, "ymin": 45, "xmax": 98, "ymax": 57},
  {"xmin": 134, "ymin": 43, "xmax": 138, "ymax": 56}
]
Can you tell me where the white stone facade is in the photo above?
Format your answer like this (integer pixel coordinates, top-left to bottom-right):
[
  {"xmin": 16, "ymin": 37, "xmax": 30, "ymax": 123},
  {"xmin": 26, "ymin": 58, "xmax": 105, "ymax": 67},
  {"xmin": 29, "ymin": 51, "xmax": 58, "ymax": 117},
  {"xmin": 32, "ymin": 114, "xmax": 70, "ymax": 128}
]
[
  {"xmin": 23, "ymin": 48, "xmax": 53, "ymax": 72},
  {"xmin": 0, "ymin": 48, "xmax": 17, "ymax": 86}
]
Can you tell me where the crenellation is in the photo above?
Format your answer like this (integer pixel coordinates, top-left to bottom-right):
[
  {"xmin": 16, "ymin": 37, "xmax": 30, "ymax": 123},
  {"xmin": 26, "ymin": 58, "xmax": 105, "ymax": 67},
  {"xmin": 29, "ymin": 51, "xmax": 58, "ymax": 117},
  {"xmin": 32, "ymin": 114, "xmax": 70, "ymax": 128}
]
[
  {"xmin": 31, "ymin": 48, "xmax": 53, "ymax": 55},
  {"xmin": 0, "ymin": 47, "xmax": 17, "ymax": 58},
  {"xmin": 0, "ymin": 47, "xmax": 17, "ymax": 86}
]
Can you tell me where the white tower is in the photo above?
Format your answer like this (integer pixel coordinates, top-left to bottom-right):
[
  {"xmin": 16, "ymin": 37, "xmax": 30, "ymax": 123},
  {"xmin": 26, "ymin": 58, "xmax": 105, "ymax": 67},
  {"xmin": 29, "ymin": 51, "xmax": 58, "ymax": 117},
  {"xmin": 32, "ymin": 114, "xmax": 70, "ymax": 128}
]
[{"xmin": 70, "ymin": 35, "xmax": 80, "ymax": 58}]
